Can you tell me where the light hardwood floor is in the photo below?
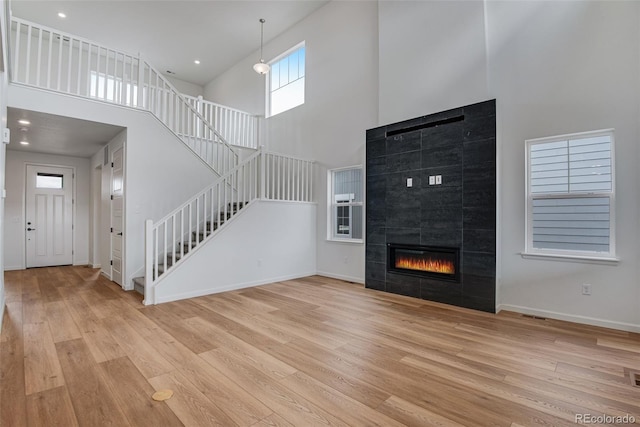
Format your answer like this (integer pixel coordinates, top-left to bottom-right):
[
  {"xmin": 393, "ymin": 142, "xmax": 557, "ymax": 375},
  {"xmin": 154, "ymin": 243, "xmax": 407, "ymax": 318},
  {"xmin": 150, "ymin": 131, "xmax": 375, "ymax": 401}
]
[{"xmin": 1, "ymin": 266, "xmax": 639, "ymax": 426}]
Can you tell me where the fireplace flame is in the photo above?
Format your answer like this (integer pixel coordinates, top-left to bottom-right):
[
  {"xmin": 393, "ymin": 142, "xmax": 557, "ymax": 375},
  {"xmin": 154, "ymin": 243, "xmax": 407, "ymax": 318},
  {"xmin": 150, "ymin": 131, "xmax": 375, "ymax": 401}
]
[{"xmin": 395, "ymin": 255, "xmax": 455, "ymax": 274}]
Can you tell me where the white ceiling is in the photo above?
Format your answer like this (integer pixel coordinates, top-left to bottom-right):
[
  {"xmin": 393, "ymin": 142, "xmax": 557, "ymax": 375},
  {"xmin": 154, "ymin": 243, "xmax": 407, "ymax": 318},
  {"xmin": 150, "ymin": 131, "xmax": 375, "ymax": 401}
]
[
  {"xmin": 10, "ymin": 0, "xmax": 329, "ymax": 86},
  {"xmin": 8, "ymin": 108, "xmax": 126, "ymax": 158},
  {"xmin": 8, "ymin": 1, "xmax": 328, "ymax": 158}
]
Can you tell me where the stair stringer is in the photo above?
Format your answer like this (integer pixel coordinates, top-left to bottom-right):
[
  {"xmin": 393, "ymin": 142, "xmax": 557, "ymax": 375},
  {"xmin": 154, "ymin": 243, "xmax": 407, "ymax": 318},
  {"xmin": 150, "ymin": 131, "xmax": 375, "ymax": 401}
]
[
  {"xmin": 9, "ymin": 83, "xmax": 221, "ymax": 289},
  {"xmin": 150, "ymin": 200, "xmax": 317, "ymax": 304}
]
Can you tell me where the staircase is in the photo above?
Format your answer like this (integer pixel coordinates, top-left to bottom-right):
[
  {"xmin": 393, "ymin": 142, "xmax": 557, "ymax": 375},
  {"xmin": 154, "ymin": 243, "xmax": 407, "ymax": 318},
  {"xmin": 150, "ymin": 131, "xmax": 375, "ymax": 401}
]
[
  {"xmin": 8, "ymin": 15, "xmax": 316, "ymax": 304},
  {"xmin": 132, "ymin": 201, "xmax": 247, "ymax": 294},
  {"xmin": 10, "ymin": 16, "xmax": 243, "ymax": 177},
  {"xmin": 139, "ymin": 148, "xmax": 314, "ymax": 304}
]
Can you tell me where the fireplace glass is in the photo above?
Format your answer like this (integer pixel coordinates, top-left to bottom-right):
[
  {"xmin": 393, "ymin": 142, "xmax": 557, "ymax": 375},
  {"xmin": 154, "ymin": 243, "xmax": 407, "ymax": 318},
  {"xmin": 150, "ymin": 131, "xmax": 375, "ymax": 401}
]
[{"xmin": 387, "ymin": 243, "xmax": 459, "ymax": 282}]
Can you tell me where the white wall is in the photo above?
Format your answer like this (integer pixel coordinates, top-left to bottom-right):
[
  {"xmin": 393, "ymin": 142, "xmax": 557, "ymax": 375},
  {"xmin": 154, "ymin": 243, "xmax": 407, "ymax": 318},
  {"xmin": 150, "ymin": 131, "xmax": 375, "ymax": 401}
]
[
  {"xmin": 0, "ymin": 0, "xmax": 8, "ymax": 331},
  {"xmin": 4, "ymin": 151, "xmax": 91, "ymax": 269},
  {"xmin": 205, "ymin": 1, "xmax": 379, "ymax": 283},
  {"xmin": 153, "ymin": 200, "xmax": 316, "ymax": 303},
  {"xmin": 204, "ymin": 0, "xmax": 639, "ymax": 331},
  {"xmin": 378, "ymin": 0, "xmax": 489, "ymax": 124},
  {"xmin": 165, "ymin": 75, "xmax": 204, "ymax": 98},
  {"xmin": 486, "ymin": 1, "xmax": 640, "ymax": 331},
  {"xmin": 9, "ymin": 85, "xmax": 218, "ymax": 288}
]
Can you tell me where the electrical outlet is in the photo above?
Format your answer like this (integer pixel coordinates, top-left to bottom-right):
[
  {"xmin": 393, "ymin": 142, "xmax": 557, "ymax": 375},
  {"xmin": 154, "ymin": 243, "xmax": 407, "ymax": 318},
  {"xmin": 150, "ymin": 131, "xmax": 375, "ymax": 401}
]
[
  {"xmin": 435, "ymin": 175, "xmax": 442, "ymax": 185},
  {"xmin": 429, "ymin": 176, "xmax": 435, "ymax": 185},
  {"xmin": 406, "ymin": 178, "xmax": 413, "ymax": 187},
  {"xmin": 582, "ymin": 283, "xmax": 592, "ymax": 295}
]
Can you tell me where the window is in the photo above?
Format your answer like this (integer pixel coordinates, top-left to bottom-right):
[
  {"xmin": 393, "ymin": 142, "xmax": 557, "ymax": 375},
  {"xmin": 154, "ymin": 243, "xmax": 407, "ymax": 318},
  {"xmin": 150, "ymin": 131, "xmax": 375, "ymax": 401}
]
[
  {"xmin": 328, "ymin": 167, "xmax": 363, "ymax": 242},
  {"xmin": 525, "ymin": 129, "xmax": 616, "ymax": 260},
  {"xmin": 268, "ymin": 43, "xmax": 305, "ymax": 117},
  {"xmin": 36, "ymin": 173, "xmax": 63, "ymax": 189},
  {"xmin": 90, "ymin": 71, "xmax": 139, "ymax": 106}
]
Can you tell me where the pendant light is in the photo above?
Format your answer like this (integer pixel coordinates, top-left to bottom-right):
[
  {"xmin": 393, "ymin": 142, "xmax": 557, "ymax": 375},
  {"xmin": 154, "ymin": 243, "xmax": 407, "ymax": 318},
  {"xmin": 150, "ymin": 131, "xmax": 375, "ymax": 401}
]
[{"xmin": 253, "ymin": 18, "xmax": 270, "ymax": 75}]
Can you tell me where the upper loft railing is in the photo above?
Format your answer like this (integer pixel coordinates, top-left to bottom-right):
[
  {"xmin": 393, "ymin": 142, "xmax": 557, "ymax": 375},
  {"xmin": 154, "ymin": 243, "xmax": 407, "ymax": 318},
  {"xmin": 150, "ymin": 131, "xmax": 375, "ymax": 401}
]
[
  {"xmin": 184, "ymin": 95, "xmax": 259, "ymax": 150},
  {"xmin": 9, "ymin": 16, "xmax": 239, "ymax": 176}
]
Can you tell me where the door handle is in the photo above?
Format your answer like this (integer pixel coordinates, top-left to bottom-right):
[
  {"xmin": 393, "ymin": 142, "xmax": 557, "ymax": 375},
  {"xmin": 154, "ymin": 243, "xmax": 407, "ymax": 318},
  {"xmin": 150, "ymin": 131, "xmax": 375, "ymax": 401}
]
[
  {"xmin": 117, "ymin": 232, "xmax": 123, "ymax": 236},
  {"xmin": 27, "ymin": 227, "xmax": 36, "ymax": 231}
]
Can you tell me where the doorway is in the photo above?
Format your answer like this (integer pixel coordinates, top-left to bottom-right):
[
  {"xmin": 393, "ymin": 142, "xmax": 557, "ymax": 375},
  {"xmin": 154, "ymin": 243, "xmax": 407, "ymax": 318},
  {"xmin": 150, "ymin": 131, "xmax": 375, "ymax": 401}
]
[
  {"xmin": 110, "ymin": 146, "xmax": 124, "ymax": 286},
  {"xmin": 25, "ymin": 164, "xmax": 74, "ymax": 268}
]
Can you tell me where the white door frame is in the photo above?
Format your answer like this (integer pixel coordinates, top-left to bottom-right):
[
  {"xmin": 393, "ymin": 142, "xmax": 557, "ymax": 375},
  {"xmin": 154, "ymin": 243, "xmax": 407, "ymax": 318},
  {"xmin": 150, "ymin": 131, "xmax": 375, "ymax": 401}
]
[
  {"xmin": 110, "ymin": 141, "xmax": 127, "ymax": 289},
  {"xmin": 90, "ymin": 164, "xmax": 102, "ymax": 269},
  {"xmin": 23, "ymin": 162, "xmax": 76, "ymax": 268}
]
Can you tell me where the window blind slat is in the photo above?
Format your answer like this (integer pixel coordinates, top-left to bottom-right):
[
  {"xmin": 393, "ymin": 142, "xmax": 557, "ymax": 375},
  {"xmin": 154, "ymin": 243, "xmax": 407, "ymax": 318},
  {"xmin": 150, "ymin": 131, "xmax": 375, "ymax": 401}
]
[
  {"xmin": 569, "ymin": 166, "xmax": 610, "ymax": 177},
  {"xmin": 533, "ymin": 227, "xmax": 609, "ymax": 237},
  {"xmin": 533, "ymin": 204, "xmax": 609, "ymax": 214},
  {"xmin": 534, "ymin": 235, "xmax": 609, "ymax": 245},
  {"xmin": 533, "ymin": 197, "xmax": 609, "ymax": 207},
  {"xmin": 531, "ymin": 170, "xmax": 568, "ymax": 179},
  {"xmin": 532, "ymin": 220, "xmax": 609, "ymax": 229}
]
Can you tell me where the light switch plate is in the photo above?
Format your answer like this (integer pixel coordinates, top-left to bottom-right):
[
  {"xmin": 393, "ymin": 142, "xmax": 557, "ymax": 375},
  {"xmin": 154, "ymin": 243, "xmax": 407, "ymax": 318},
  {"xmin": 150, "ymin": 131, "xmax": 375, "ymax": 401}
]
[
  {"xmin": 406, "ymin": 178, "xmax": 413, "ymax": 187},
  {"xmin": 429, "ymin": 176, "xmax": 435, "ymax": 185},
  {"xmin": 2, "ymin": 128, "xmax": 10, "ymax": 144},
  {"xmin": 435, "ymin": 175, "xmax": 442, "ymax": 185}
]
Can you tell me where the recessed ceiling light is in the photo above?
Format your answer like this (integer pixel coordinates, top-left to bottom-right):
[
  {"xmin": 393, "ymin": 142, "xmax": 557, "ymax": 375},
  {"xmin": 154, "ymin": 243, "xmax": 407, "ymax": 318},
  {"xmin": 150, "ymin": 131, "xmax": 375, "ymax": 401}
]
[
  {"xmin": 58, "ymin": 12, "xmax": 66, "ymax": 18},
  {"xmin": 194, "ymin": 60, "xmax": 201, "ymax": 65},
  {"xmin": 20, "ymin": 141, "xmax": 29, "ymax": 145},
  {"xmin": 18, "ymin": 119, "xmax": 30, "ymax": 125}
]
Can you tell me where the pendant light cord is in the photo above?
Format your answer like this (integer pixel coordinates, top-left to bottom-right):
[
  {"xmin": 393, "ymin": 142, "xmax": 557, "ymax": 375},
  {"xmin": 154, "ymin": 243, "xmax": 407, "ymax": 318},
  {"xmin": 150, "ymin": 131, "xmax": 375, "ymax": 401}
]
[{"xmin": 259, "ymin": 18, "xmax": 265, "ymax": 62}]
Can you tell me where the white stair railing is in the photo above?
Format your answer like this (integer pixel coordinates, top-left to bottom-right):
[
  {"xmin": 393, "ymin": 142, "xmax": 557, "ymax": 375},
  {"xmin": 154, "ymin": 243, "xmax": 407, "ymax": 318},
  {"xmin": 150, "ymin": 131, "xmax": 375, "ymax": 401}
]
[
  {"xmin": 262, "ymin": 151, "xmax": 314, "ymax": 202},
  {"xmin": 144, "ymin": 148, "xmax": 315, "ymax": 303},
  {"xmin": 184, "ymin": 95, "xmax": 259, "ymax": 149},
  {"xmin": 9, "ymin": 16, "xmax": 239, "ymax": 176}
]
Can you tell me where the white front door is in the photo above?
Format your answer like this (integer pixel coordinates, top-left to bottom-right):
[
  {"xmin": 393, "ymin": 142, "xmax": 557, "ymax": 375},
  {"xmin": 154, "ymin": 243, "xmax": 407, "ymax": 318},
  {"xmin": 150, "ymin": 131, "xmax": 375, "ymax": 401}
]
[
  {"xmin": 111, "ymin": 146, "xmax": 124, "ymax": 286},
  {"xmin": 25, "ymin": 165, "xmax": 74, "ymax": 268}
]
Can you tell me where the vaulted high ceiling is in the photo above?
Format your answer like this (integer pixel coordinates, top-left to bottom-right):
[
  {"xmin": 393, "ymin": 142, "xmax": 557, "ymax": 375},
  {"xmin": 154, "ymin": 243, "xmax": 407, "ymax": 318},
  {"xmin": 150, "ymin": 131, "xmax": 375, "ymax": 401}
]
[{"xmin": 10, "ymin": 0, "xmax": 329, "ymax": 86}]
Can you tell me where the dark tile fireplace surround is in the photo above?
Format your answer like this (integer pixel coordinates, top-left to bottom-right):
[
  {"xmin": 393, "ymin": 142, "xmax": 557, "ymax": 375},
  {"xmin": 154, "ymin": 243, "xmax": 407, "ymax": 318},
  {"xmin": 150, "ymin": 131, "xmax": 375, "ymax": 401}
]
[{"xmin": 365, "ymin": 100, "xmax": 496, "ymax": 313}]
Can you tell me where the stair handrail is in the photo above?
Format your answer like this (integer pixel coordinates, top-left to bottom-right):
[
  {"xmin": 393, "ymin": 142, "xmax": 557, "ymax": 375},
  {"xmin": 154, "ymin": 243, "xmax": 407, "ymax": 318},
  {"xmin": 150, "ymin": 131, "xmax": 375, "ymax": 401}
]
[
  {"xmin": 9, "ymin": 16, "xmax": 239, "ymax": 176},
  {"xmin": 183, "ymin": 95, "xmax": 259, "ymax": 149},
  {"xmin": 144, "ymin": 147, "xmax": 315, "ymax": 303},
  {"xmin": 153, "ymin": 147, "xmax": 262, "ymax": 228},
  {"xmin": 144, "ymin": 146, "xmax": 263, "ymax": 303},
  {"xmin": 137, "ymin": 58, "xmax": 240, "ymax": 174}
]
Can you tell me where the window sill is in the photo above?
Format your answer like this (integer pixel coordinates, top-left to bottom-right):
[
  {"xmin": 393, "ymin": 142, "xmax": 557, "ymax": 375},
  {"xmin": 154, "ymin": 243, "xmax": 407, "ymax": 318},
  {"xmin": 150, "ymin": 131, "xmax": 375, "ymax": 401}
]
[
  {"xmin": 327, "ymin": 238, "xmax": 364, "ymax": 245},
  {"xmin": 520, "ymin": 252, "xmax": 619, "ymax": 266}
]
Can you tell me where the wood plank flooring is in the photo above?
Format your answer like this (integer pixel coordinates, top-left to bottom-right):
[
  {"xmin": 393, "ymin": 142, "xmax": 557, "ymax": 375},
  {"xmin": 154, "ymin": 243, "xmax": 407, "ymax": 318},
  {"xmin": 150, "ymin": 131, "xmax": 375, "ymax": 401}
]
[{"xmin": 1, "ymin": 266, "xmax": 639, "ymax": 426}]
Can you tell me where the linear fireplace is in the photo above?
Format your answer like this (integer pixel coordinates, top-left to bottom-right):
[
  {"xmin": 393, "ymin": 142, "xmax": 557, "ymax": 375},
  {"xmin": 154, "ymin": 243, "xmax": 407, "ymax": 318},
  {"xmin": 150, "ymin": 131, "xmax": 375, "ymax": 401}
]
[{"xmin": 387, "ymin": 243, "xmax": 460, "ymax": 282}]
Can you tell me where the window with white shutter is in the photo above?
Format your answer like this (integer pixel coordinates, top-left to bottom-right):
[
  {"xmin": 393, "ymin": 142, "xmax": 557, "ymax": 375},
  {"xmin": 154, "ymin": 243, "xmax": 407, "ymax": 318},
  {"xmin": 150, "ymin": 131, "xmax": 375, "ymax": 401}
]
[
  {"xmin": 328, "ymin": 166, "xmax": 363, "ymax": 242},
  {"xmin": 525, "ymin": 129, "xmax": 616, "ymax": 259}
]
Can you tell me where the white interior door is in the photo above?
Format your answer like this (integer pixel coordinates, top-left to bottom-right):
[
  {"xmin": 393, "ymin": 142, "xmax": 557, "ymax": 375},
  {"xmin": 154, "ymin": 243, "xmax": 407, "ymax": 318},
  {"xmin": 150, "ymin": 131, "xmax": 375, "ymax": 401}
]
[
  {"xmin": 26, "ymin": 165, "xmax": 74, "ymax": 268},
  {"xmin": 111, "ymin": 146, "xmax": 124, "ymax": 286}
]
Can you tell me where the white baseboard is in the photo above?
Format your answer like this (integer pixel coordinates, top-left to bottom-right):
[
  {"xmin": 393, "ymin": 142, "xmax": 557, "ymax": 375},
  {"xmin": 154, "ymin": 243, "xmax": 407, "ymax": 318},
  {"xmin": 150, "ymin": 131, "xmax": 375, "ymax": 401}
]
[
  {"xmin": 4, "ymin": 265, "xmax": 24, "ymax": 271},
  {"xmin": 154, "ymin": 271, "xmax": 317, "ymax": 304},
  {"xmin": 497, "ymin": 304, "xmax": 640, "ymax": 333},
  {"xmin": 315, "ymin": 270, "xmax": 365, "ymax": 284},
  {"xmin": 91, "ymin": 263, "xmax": 101, "ymax": 269},
  {"xmin": 73, "ymin": 260, "xmax": 89, "ymax": 266}
]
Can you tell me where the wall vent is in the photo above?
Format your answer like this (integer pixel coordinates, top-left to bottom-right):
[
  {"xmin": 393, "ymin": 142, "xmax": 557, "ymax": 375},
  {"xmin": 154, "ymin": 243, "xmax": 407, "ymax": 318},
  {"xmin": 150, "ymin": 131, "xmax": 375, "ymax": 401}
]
[{"xmin": 522, "ymin": 314, "xmax": 547, "ymax": 320}]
